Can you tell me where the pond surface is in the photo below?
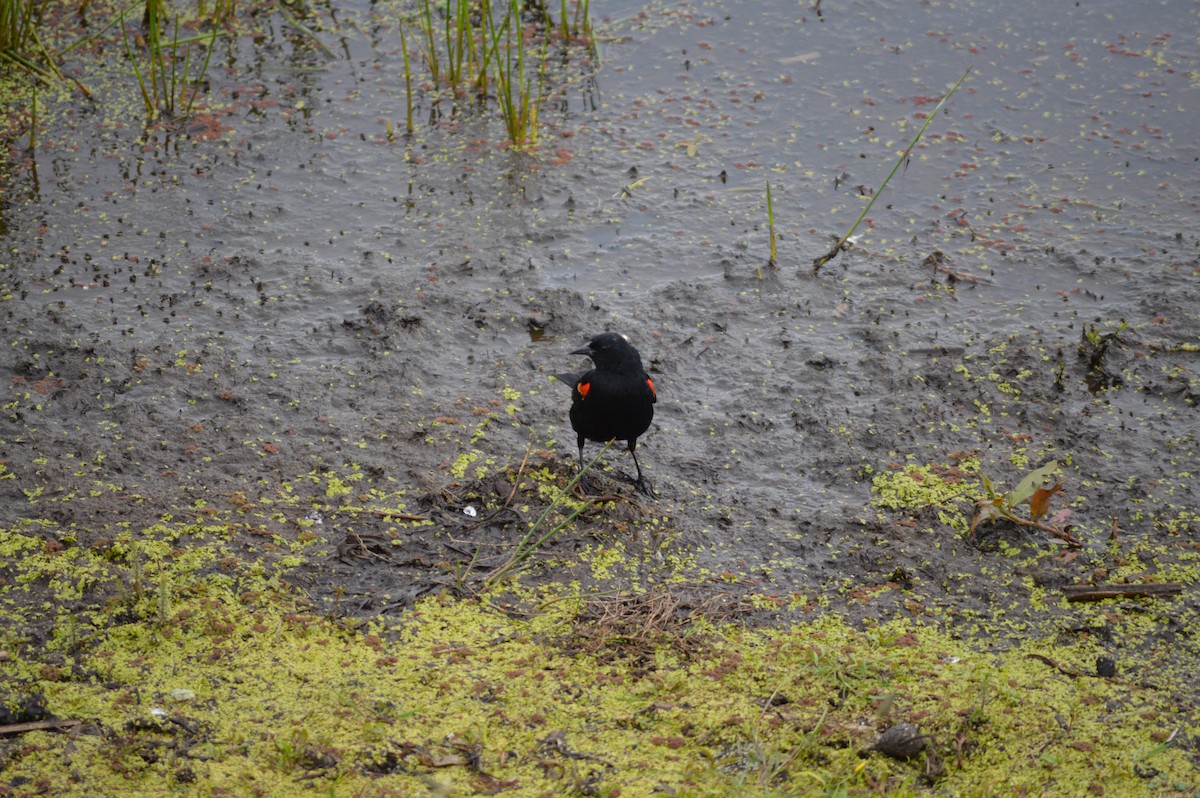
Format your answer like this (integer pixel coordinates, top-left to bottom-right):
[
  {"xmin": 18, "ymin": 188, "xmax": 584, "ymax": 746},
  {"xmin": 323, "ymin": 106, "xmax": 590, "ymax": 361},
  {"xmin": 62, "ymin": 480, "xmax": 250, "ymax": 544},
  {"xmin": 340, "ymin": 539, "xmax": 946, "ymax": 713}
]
[{"xmin": 2, "ymin": 0, "xmax": 1198, "ymax": 619}]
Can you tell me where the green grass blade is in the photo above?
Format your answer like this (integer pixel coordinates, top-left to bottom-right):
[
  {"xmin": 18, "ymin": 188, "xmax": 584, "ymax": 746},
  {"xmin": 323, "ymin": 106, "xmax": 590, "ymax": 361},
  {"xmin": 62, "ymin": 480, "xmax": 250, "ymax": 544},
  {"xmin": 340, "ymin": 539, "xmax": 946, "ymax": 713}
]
[
  {"xmin": 484, "ymin": 440, "xmax": 614, "ymax": 587},
  {"xmin": 813, "ymin": 65, "xmax": 972, "ymax": 273},
  {"xmin": 182, "ymin": 28, "xmax": 218, "ymax": 117},
  {"xmin": 399, "ymin": 21, "xmax": 414, "ymax": 133},
  {"xmin": 121, "ymin": 21, "xmax": 154, "ymax": 115},
  {"xmin": 766, "ymin": 179, "xmax": 777, "ymax": 265}
]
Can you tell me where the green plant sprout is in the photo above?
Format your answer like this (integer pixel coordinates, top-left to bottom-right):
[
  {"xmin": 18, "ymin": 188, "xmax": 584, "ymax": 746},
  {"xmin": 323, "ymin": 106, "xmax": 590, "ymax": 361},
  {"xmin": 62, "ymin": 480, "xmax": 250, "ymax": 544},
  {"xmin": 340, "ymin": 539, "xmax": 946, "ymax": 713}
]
[
  {"xmin": 759, "ymin": 179, "xmax": 778, "ymax": 279},
  {"xmin": 970, "ymin": 460, "xmax": 1081, "ymax": 547}
]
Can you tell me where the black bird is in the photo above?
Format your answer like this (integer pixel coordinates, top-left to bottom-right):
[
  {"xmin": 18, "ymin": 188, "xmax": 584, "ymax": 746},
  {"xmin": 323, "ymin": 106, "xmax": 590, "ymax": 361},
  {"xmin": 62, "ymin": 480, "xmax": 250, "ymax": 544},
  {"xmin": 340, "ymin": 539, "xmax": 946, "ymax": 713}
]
[{"xmin": 561, "ymin": 332, "xmax": 657, "ymax": 494}]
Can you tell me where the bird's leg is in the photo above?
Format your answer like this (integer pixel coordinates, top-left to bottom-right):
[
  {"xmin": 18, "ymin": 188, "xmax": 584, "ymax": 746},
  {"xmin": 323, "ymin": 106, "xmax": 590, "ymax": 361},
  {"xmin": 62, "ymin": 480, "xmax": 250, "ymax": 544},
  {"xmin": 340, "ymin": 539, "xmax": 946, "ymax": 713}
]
[
  {"xmin": 630, "ymin": 446, "xmax": 655, "ymax": 498},
  {"xmin": 576, "ymin": 443, "xmax": 598, "ymax": 494}
]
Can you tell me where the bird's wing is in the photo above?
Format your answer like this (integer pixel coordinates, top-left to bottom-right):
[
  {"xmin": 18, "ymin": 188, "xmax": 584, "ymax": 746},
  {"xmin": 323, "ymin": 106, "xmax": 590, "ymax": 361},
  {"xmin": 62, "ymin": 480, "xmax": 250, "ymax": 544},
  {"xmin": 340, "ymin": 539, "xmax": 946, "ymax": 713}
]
[{"xmin": 551, "ymin": 372, "xmax": 583, "ymax": 388}]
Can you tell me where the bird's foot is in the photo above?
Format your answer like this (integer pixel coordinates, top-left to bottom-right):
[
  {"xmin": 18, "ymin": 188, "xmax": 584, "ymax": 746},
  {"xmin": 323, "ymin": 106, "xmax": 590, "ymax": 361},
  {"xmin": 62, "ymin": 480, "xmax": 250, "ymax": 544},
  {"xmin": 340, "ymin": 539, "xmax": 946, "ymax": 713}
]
[
  {"xmin": 573, "ymin": 470, "xmax": 602, "ymax": 496},
  {"xmin": 634, "ymin": 476, "xmax": 656, "ymax": 499}
]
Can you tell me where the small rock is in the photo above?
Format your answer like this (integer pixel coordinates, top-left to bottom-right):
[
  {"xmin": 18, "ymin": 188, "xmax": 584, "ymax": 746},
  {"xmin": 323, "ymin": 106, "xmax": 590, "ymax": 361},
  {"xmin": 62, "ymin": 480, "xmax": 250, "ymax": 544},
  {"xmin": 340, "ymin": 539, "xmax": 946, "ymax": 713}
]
[
  {"xmin": 1096, "ymin": 656, "xmax": 1117, "ymax": 678},
  {"xmin": 872, "ymin": 722, "xmax": 928, "ymax": 760}
]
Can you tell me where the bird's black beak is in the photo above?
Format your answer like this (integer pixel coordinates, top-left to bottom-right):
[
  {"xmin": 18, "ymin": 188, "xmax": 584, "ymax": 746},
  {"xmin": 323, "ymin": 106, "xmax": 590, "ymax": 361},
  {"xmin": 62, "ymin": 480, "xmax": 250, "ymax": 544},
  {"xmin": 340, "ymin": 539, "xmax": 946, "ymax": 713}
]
[{"xmin": 570, "ymin": 344, "xmax": 594, "ymax": 357}]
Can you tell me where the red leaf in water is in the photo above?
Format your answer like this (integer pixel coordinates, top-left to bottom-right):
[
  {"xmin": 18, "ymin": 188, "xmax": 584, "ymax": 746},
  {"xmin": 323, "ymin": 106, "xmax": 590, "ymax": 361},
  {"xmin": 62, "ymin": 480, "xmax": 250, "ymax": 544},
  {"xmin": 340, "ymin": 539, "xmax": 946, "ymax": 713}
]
[
  {"xmin": 32, "ymin": 374, "xmax": 65, "ymax": 395},
  {"xmin": 185, "ymin": 113, "xmax": 231, "ymax": 142}
]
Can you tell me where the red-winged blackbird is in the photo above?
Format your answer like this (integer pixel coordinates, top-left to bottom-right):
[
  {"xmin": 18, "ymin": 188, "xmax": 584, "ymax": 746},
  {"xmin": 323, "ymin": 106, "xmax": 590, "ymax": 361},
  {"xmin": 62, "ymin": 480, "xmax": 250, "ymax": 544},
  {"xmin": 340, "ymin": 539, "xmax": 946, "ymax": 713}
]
[{"xmin": 560, "ymin": 332, "xmax": 657, "ymax": 494}]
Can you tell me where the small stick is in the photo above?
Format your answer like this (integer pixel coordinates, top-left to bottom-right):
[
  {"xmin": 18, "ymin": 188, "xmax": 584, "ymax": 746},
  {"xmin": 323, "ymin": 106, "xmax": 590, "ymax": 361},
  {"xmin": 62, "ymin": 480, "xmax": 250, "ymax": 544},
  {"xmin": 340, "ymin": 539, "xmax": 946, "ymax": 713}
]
[
  {"xmin": 997, "ymin": 514, "xmax": 1083, "ymax": 547},
  {"xmin": 344, "ymin": 508, "xmax": 429, "ymax": 522},
  {"xmin": 923, "ymin": 250, "xmax": 993, "ymax": 284},
  {"xmin": 1025, "ymin": 653, "xmax": 1082, "ymax": 678},
  {"xmin": 0, "ymin": 719, "xmax": 82, "ymax": 736},
  {"xmin": 1061, "ymin": 583, "xmax": 1183, "ymax": 603}
]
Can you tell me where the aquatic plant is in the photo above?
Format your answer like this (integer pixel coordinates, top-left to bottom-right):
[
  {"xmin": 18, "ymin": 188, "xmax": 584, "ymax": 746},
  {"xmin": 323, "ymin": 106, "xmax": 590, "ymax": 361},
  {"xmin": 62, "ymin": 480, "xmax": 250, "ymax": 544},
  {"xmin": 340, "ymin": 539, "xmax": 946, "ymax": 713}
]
[
  {"xmin": 401, "ymin": 0, "xmax": 590, "ymax": 149},
  {"xmin": 0, "ymin": 0, "xmax": 60, "ymax": 83},
  {"xmin": 558, "ymin": 0, "xmax": 591, "ymax": 41},
  {"xmin": 485, "ymin": 0, "xmax": 546, "ymax": 148},
  {"xmin": 196, "ymin": 0, "xmax": 236, "ymax": 26},
  {"xmin": 121, "ymin": 0, "xmax": 219, "ymax": 120},
  {"xmin": 415, "ymin": 0, "xmax": 482, "ymax": 94},
  {"xmin": 413, "ymin": 0, "xmax": 440, "ymax": 86},
  {"xmin": 0, "ymin": 0, "xmax": 37, "ymax": 51}
]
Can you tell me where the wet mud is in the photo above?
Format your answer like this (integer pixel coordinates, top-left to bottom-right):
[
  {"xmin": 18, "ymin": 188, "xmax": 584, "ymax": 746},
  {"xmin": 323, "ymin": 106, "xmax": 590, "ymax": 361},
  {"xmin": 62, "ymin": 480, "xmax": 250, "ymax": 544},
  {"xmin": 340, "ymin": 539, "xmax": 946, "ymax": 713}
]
[{"xmin": 4, "ymin": 259, "xmax": 1196, "ymax": 646}]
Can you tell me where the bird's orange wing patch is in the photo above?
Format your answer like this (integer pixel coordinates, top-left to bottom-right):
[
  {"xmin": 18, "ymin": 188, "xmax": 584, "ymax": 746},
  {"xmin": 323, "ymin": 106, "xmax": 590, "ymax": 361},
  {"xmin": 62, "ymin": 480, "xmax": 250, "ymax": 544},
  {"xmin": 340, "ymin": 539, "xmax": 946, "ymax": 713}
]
[
  {"xmin": 646, "ymin": 377, "xmax": 656, "ymax": 399},
  {"xmin": 577, "ymin": 380, "xmax": 591, "ymax": 400}
]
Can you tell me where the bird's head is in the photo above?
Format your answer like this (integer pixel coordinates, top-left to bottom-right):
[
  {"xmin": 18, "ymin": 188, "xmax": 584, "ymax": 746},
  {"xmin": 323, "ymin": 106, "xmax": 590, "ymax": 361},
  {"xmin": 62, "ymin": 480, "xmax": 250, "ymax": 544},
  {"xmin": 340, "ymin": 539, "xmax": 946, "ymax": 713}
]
[{"xmin": 571, "ymin": 332, "xmax": 642, "ymax": 371}]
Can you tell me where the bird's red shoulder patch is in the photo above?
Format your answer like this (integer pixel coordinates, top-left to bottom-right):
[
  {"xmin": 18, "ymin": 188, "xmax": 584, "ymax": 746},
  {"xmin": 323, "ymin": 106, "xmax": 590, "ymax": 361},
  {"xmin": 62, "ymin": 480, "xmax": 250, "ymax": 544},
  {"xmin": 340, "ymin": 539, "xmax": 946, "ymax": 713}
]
[
  {"xmin": 646, "ymin": 377, "xmax": 656, "ymax": 399},
  {"xmin": 577, "ymin": 381, "xmax": 591, "ymax": 400}
]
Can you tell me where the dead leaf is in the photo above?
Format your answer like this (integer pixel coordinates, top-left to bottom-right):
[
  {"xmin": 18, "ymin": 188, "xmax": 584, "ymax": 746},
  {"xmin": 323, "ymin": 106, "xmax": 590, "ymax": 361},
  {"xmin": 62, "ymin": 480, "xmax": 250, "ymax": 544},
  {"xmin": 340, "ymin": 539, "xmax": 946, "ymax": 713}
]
[
  {"xmin": 1006, "ymin": 460, "xmax": 1058, "ymax": 507},
  {"xmin": 1029, "ymin": 481, "xmax": 1064, "ymax": 519},
  {"xmin": 969, "ymin": 501, "xmax": 1002, "ymax": 537},
  {"xmin": 1049, "ymin": 508, "xmax": 1073, "ymax": 528}
]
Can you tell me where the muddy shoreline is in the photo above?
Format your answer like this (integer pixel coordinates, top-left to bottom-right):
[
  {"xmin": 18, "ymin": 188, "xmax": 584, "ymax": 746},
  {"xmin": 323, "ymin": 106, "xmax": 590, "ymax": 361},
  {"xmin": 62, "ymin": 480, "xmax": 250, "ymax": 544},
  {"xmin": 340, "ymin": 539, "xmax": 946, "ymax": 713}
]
[{"xmin": 2, "ymin": 0, "xmax": 1198, "ymax": 790}]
